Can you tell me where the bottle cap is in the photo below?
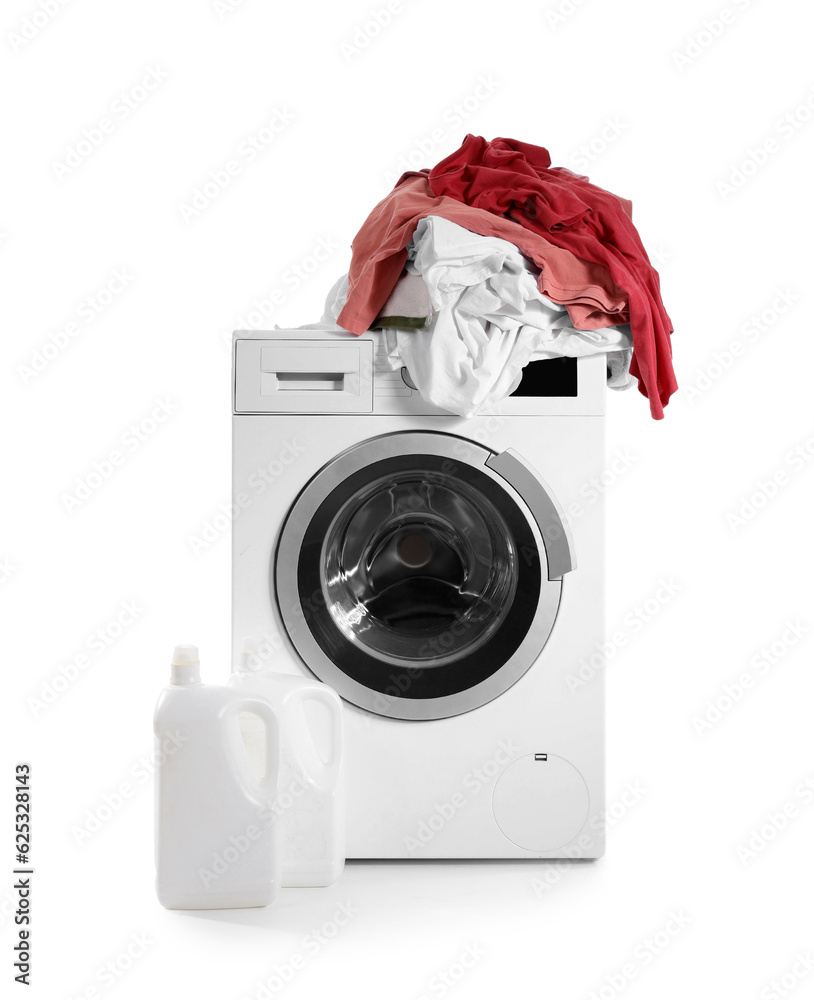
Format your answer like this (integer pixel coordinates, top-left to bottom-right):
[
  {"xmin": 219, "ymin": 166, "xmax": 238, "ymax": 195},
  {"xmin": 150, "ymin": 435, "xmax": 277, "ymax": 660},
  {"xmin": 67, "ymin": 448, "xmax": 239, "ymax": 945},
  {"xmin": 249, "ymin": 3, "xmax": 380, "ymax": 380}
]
[{"xmin": 171, "ymin": 644, "xmax": 201, "ymax": 685}]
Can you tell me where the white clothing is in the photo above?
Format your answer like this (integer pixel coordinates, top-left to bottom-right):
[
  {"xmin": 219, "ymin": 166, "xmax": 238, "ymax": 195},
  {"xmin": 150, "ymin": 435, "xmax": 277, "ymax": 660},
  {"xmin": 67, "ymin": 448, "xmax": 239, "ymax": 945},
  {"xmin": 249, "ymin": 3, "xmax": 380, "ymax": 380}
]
[{"xmin": 323, "ymin": 216, "xmax": 633, "ymax": 416}]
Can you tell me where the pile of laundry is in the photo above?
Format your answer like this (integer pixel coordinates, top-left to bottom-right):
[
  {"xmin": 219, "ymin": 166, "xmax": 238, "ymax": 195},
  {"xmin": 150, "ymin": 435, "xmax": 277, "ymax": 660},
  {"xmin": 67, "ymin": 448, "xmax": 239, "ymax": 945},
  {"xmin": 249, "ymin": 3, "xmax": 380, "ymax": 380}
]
[{"xmin": 320, "ymin": 135, "xmax": 677, "ymax": 419}]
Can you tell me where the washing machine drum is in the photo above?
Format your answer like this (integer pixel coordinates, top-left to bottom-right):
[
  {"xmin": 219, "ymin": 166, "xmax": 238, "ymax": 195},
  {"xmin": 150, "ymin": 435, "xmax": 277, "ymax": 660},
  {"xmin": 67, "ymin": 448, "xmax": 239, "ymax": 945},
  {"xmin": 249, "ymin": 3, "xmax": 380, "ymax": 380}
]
[{"xmin": 275, "ymin": 432, "xmax": 574, "ymax": 720}]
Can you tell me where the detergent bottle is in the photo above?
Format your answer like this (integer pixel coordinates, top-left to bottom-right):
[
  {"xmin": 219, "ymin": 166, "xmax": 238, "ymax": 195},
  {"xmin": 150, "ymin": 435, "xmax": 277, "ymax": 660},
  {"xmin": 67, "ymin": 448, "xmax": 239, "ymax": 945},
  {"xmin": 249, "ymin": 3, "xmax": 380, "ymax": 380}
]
[
  {"xmin": 229, "ymin": 636, "xmax": 345, "ymax": 887},
  {"xmin": 154, "ymin": 644, "xmax": 281, "ymax": 909}
]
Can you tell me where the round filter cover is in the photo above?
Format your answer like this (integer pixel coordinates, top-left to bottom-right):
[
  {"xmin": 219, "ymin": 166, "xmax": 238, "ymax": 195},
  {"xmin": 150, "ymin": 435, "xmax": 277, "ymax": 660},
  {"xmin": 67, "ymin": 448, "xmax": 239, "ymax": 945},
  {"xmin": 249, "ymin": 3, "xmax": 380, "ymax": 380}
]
[{"xmin": 492, "ymin": 754, "xmax": 590, "ymax": 852}]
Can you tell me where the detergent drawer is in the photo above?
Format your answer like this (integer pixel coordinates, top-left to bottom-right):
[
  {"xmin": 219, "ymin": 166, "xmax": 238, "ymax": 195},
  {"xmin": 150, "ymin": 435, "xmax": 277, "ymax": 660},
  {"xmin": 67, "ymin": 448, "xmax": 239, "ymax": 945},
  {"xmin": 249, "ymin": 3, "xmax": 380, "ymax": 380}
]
[{"xmin": 234, "ymin": 338, "xmax": 374, "ymax": 413}]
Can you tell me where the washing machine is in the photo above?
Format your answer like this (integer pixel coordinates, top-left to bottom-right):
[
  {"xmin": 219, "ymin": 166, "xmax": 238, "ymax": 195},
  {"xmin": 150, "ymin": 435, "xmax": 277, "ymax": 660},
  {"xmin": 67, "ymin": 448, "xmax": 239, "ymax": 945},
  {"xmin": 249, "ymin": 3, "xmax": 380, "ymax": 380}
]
[{"xmin": 232, "ymin": 328, "xmax": 605, "ymax": 859}]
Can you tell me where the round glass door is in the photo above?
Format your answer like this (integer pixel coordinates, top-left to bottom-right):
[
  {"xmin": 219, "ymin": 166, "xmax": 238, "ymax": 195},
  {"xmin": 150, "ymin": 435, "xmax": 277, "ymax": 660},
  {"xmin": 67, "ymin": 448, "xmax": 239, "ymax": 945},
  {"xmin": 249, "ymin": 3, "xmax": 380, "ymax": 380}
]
[
  {"xmin": 275, "ymin": 433, "xmax": 568, "ymax": 720},
  {"xmin": 322, "ymin": 469, "xmax": 517, "ymax": 665}
]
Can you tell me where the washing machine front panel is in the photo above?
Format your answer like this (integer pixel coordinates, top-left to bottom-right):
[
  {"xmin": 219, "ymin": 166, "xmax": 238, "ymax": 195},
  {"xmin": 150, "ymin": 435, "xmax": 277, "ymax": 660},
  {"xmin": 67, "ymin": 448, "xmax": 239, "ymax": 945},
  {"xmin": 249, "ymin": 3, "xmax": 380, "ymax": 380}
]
[{"xmin": 275, "ymin": 431, "xmax": 573, "ymax": 720}]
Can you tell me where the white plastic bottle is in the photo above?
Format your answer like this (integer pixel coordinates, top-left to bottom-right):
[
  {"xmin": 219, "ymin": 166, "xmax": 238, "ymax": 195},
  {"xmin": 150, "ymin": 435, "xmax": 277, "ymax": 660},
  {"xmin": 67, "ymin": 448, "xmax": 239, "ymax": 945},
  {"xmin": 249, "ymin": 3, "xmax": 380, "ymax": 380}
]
[
  {"xmin": 229, "ymin": 637, "xmax": 345, "ymax": 887},
  {"xmin": 154, "ymin": 644, "xmax": 281, "ymax": 909}
]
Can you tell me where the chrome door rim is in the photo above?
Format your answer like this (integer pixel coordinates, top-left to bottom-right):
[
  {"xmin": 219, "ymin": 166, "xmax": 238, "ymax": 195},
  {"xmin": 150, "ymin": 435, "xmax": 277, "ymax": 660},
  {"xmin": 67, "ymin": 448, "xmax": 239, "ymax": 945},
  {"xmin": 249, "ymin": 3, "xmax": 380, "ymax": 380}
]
[{"xmin": 274, "ymin": 431, "xmax": 564, "ymax": 720}]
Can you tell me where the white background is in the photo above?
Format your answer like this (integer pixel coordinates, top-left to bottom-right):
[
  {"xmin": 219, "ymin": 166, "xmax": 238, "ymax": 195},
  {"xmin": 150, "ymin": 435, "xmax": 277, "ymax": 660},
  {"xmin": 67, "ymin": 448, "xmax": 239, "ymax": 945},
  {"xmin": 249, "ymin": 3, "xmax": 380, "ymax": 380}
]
[{"xmin": 3, "ymin": 0, "xmax": 814, "ymax": 997}]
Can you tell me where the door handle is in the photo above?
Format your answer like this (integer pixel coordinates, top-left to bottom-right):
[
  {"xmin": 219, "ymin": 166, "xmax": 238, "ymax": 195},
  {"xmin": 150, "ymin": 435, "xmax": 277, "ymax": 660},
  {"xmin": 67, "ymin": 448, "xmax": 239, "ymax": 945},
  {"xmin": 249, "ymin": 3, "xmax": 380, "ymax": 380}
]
[{"xmin": 486, "ymin": 449, "xmax": 576, "ymax": 581}]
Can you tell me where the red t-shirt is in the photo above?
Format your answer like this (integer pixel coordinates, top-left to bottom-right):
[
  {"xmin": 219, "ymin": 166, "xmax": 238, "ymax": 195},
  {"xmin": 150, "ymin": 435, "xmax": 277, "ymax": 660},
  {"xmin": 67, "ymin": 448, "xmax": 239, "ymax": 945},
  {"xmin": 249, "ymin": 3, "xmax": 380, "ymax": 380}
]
[
  {"xmin": 428, "ymin": 136, "xmax": 676, "ymax": 418},
  {"xmin": 336, "ymin": 174, "xmax": 630, "ymax": 338}
]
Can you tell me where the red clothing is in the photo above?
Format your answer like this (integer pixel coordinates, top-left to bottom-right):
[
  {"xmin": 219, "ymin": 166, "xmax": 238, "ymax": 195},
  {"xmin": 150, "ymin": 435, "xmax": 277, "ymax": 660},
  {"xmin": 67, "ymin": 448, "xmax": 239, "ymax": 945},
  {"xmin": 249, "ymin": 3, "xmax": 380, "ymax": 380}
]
[
  {"xmin": 428, "ymin": 136, "xmax": 676, "ymax": 418},
  {"xmin": 336, "ymin": 172, "xmax": 629, "ymax": 339}
]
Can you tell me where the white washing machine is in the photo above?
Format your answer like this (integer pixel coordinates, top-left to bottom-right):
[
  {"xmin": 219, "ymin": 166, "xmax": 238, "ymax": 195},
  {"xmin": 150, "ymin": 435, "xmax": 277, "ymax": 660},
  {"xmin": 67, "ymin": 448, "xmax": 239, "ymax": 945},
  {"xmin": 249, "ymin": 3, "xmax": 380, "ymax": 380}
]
[{"xmin": 232, "ymin": 328, "xmax": 605, "ymax": 859}]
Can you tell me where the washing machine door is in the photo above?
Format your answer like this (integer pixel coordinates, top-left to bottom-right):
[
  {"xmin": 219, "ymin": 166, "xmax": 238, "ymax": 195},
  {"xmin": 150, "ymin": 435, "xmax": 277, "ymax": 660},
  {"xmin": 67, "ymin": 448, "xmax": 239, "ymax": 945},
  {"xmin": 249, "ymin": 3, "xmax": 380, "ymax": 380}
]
[{"xmin": 275, "ymin": 431, "xmax": 575, "ymax": 720}]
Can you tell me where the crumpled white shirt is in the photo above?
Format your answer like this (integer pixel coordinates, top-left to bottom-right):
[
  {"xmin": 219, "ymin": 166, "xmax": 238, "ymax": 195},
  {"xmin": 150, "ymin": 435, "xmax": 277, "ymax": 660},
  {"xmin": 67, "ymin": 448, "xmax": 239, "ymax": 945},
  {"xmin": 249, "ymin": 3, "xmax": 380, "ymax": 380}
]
[{"xmin": 324, "ymin": 215, "xmax": 634, "ymax": 416}]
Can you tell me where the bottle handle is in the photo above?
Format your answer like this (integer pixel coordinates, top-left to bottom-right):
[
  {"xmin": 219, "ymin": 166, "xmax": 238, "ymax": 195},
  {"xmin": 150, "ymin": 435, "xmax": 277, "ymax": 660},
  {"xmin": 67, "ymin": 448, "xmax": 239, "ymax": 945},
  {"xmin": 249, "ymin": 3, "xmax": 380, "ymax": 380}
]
[
  {"xmin": 290, "ymin": 685, "xmax": 343, "ymax": 790},
  {"xmin": 222, "ymin": 696, "xmax": 280, "ymax": 804}
]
